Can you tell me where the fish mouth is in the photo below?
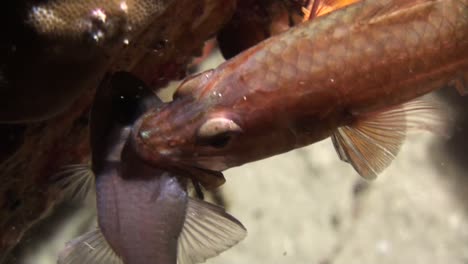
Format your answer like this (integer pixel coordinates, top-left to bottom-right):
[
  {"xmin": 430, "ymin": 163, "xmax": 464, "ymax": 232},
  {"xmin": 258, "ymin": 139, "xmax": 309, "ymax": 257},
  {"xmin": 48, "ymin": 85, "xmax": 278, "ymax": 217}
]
[{"xmin": 130, "ymin": 133, "xmax": 227, "ymax": 189}]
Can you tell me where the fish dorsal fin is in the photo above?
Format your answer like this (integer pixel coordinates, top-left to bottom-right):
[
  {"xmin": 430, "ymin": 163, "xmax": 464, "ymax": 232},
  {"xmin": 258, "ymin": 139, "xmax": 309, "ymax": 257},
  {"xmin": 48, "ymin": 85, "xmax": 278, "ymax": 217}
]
[
  {"xmin": 302, "ymin": 0, "xmax": 360, "ymax": 21},
  {"xmin": 302, "ymin": 0, "xmax": 433, "ymax": 25},
  {"xmin": 177, "ymin": 198, "xmax": 247, "ymax": 264},
  {"xmin": 57, "ymin": 228, "xmax": 123, "ymax": 264},
  {"xmin": 51, "ymin": 164, "xmax": 95, "ymax": 201},
  {"xmin": 331, "ymin": 97, "xmax": 447, "ymax": 180},
  {"xmin": 356, "ymin": 0, "xmax": 434, "ymax": 26}
]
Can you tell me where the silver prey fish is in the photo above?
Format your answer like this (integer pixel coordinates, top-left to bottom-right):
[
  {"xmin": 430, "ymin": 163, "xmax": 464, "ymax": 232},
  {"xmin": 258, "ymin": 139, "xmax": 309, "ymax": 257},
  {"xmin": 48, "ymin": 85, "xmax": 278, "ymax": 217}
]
[{"xmin": 57, "ymin": 72, "xmax": 246, "ymax": 264}]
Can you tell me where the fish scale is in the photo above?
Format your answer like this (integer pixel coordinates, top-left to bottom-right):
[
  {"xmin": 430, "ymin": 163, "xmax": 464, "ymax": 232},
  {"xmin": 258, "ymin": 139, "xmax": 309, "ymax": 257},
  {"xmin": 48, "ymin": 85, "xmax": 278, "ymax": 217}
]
[{"xmin": 238, "ymin": 0, "xmax": 468, "ymax": 110}]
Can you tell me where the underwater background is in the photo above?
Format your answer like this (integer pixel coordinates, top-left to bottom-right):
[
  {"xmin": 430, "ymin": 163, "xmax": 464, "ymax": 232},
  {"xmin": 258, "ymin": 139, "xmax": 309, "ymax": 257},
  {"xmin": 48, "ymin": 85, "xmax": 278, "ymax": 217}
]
[{"xmin": 8, "ymin": 49, "xmax": 468, "ymax": 264}]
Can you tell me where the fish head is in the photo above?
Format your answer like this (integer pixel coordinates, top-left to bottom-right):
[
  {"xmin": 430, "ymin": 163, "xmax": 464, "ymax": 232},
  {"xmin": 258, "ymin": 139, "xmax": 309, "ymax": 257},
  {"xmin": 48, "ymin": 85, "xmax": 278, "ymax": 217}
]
[
  {"xmin": 133, "ymin": 67, "xmax": 296, "ymax": 187},
  {"xmin": 136, "ymin": 103, "xmax": 242, "ymax": 167},
  {"xmin": 129, "ymin": 70, "xmax": 243, "ymax": 187}
]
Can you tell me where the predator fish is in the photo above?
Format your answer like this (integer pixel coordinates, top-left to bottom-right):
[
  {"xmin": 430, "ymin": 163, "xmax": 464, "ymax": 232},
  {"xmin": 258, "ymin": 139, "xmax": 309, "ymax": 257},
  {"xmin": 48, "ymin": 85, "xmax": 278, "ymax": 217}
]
[
  {"xmin": 57, "ymin": 72, "xmax": 246, "ymax": 264},
  {"xmin": 132, "ymin": 0, "xmax": 468, "ymax": 185}
]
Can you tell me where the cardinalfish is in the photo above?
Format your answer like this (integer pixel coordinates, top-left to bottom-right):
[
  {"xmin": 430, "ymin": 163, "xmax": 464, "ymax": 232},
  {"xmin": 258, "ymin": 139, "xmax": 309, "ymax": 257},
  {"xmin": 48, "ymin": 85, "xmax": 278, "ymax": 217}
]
[
  {"xmin": 56, "ymin": 72, "xmax": 246, "ymax": 264},
  {"xmin": 131, "ymin": 0, "xmax": 467, "ymax": 187}
]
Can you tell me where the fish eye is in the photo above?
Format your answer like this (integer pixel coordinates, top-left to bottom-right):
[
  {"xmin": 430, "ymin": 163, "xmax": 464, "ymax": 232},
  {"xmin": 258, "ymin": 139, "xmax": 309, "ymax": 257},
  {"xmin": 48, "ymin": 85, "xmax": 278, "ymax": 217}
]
[
  {"xmin": 197, "ymin": 117, "xmax": 242, "ymax": 149},
  {"xmin": 203, "ymin": 132, "xmax": 233, "ymax": 148}
]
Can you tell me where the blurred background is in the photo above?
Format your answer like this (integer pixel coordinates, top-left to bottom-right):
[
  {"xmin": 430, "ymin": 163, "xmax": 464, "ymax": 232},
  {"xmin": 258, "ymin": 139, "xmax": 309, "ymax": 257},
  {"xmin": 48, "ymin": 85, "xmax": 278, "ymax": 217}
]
[{"xmin": 7, "ymin": 48, "xmax": 468, "ymax": 264}]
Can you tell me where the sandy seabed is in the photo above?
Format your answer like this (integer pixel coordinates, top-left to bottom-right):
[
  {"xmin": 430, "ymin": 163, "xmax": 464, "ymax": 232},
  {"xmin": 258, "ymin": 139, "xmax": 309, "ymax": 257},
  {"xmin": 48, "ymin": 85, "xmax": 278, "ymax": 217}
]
[
  {"xmin": 18, "ymin": 126, "xmax": 468, "ymax": 264},
  {"xmin": 15, "ymin": 51, "xmax": 468, "ymax": 264}
]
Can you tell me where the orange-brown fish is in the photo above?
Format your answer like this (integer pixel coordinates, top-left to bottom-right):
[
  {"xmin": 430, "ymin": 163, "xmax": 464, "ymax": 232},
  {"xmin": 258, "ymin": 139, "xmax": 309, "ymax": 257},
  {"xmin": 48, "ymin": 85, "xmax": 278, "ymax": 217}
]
[
  {"xmin": 57, "ymin": 72, "xmax": 246, "ymax": 264},
  {"xmin": 131, "ymin": 0, "xmax": 468, "ymax": 186}
]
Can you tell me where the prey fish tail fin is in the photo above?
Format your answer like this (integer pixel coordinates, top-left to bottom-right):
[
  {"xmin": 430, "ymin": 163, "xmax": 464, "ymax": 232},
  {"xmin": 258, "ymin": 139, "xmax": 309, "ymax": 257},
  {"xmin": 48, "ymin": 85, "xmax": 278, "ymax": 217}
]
[
  {"xmin": 177, "ymin": 198, "xmax": 247, "ymax": 264},
  {"xmin": 331, "ymin": 96, "xmax": 449, "ymax": 180},
  {"xmin": 51, "ymin": 164, "xmax": 95, "ymax": 201},
  {"xmin": 57, "ymin": 197, "xmax": 246, "ymax": 264},
  {"xmin": 57, "ymin": 228, "xmax": 122, "ymax": 264}
]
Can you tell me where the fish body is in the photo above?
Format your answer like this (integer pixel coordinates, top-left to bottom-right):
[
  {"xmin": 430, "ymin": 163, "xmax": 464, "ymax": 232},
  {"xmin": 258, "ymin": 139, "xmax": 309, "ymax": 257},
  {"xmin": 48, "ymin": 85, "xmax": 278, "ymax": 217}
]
[
  {"xmin": 58, "ymin": 72, "xmax": 246, "ymax": 264},
  {"xmin": 96, "ymin": 146, "xmax": 187, "ymax": 264},
  {"xmin": 134, "ymin": 0, "xmax": 468, "ymax": 182},
  {"xmin": 92, "ymin": 72, "xmax": 186, "ymax": 263}
]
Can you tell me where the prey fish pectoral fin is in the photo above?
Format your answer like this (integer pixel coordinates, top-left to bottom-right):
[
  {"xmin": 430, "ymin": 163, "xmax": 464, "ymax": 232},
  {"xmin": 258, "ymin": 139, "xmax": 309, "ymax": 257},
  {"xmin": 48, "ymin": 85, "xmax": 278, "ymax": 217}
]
[
  {"xmin": 57, "ymin": 196, "xmax": 246, "ymax": 264},
  {"xmin": 51, "ymin": 164, "xmax": 95, "ymax": 202},
  {"xmin": 177, "ymin": 198, "xmax": 247, "ymax": 264},
  {"xmin": 331, "ymin": 96, "xmax": 449, "ymax": 180}
]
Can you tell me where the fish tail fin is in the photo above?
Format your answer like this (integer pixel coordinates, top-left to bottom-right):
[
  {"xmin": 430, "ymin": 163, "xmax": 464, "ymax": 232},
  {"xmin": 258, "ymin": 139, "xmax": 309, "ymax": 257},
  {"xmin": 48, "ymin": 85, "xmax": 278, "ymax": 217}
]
[
  {"xmin": 51, "ymin": 163, "xmax": 95, "ymax": 201},
  {"xmin": 331, "ymin": 96, "xmax": 450, "ymax": 180},
  {"xmin": 57, "ymin": 228, "xmax": 122, "ymax": 264},
  {"xmin": 177, "ymin": 198, "xmax": 247, "ymax": 264}
]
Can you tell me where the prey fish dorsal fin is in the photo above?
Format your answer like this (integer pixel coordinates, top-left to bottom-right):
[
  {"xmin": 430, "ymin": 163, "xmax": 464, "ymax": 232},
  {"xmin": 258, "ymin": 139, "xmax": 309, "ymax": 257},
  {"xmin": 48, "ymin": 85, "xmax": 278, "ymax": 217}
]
[
  {"xmin": 177, "ymin": 198, "xmax": 247, "ymax": 264},
  {"xmin": 302, "ymin": 0, "xmax": 360, "ymax": 21},
  {"xmin": 57, "ymin": 228, "xmax": 123, "ymax": 264},
  {"xmin": 331, "ymin": 97, "xmax": 448, "ymax": 180},
  {"xmin": 51, "ymin": 164, "xmax": 95, "ymax": 201}
]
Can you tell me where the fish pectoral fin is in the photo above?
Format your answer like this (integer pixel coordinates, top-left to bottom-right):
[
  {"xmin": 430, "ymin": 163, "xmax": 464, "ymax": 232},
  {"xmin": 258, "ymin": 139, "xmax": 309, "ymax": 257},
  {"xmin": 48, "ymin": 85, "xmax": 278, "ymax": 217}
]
[
  {"xmin": 332, "ymin": 96, "xmax": 448, "ymax": 180},
  {"xmin": 57, "ymin": 228, "xmax": 123, "ymax": 264},
  {"xmin": 50, "ymin": 164, "xmax": 95, "ymax": 202},
  {"xmin": 189, "ymin": 167, "xmax": 226, "ymax": 190},
  {"xmin": 331, "ymin": 133, "xmax": 350, "ymax": 163},
  {"xmin": 177, "ymin": 198, "xmax": 247, "ymax": 264}
]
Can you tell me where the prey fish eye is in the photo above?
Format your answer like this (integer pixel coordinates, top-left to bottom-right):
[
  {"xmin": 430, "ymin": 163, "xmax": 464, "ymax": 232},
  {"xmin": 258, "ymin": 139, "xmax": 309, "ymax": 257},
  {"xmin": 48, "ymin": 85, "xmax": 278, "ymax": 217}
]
[{"xmin": 197, "ymin": 117, "xmax": 242, "ymax": 148}]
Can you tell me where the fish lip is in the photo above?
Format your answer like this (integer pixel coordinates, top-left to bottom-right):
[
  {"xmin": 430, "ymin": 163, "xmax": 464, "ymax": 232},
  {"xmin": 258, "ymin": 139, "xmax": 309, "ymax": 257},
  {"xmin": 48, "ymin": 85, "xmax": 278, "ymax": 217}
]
[{"xmin": 131, "ymin": 117, "xmax": 226, "ymax": 189}]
